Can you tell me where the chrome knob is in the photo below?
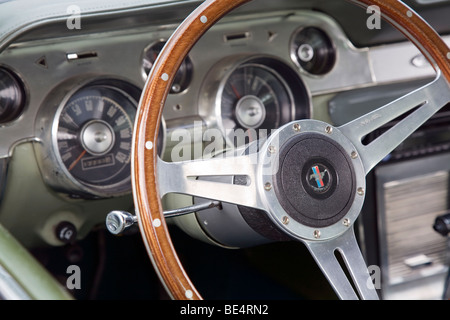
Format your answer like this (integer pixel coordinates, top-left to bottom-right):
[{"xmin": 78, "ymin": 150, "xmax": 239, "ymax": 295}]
[{"xmin": 106, "ymin": 210, "xmax": 137, "ymax": 235}]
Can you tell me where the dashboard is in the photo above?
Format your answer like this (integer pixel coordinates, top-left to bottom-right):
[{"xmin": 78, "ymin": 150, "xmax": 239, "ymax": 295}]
[{"xmin": 0, "ymin": 0, "xmax": 449, "ymax": 300}]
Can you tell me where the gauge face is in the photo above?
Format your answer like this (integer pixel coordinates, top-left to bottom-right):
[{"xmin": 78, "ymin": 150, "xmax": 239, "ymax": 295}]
[
  {"xmin": 142, "ymin": 40, "xmax": 193, "ymax": 93},
  {"xmin": 290, "ymin": 27, "xmax": 336, "ymax": 75},
  {"xmin": 56, "ymin": 86, "xmax": 136, "ymax": 195},
  {"xmin": 220, "ymin": 64, "xmax": 294, "ymax": 142},
  {"xmin": 0, "ymin": 67, "xmax": 25, "ymax": 124}
]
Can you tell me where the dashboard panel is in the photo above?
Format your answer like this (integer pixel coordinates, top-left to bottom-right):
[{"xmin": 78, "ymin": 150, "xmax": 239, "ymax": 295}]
[
  {"xmin": 0, "ymin": 0, "xmax": 449, "ymax": 300},
  {"xmin": 1, "ymin": 7, "xmax": 438, "ymax": 196}
]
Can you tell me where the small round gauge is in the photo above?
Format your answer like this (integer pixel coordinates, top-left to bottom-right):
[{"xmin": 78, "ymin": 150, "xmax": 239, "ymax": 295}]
[
  {"xmin": 55, "ymin": 85, "xmax": 136, "ymax": 196},
  {"xmin": 0, "ymin": 67, "xmax": 25, "ymax": 124},
  {"xmin": 220, "ymin": 64, "xmax": 295, "ymax": 146},
  {"xmin": 142, "ymin": 40, "xmax": 193, "ymax": 94},
  {"xmin": 290, "ymin": 27, "xmax": 336, "ymax": 75}
]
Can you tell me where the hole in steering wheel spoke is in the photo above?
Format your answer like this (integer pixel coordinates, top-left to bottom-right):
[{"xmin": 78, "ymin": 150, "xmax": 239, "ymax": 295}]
[
  {"xmin": 189, "ymin": 174, "xmax": 251, "ymax": 187},
  {"xmin": 361, "ymin": 101, "xmax": 426, "ymax": 146},
  {"xmin": 333, "ymin": 249, "xmax": 362, "ymax": 300}
]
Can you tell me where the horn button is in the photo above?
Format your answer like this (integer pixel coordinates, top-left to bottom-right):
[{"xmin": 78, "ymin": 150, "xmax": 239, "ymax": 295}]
[
  {"xmin": 257, "ymin": 120, "xmax": 366, "ymax": 241},
  {"xmin": 273, "ymin": 133, "xmax": 356, "ymax": 228}
]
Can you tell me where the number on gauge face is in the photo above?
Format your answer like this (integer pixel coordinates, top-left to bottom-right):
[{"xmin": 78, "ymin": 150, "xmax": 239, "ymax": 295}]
[{"xmin": 56, "ymin": 86, "xmax": 136, "ymax": 195}]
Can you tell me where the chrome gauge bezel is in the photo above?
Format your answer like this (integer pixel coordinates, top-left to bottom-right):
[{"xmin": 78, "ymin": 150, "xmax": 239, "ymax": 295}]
[
  {"xmin": 35, "ymin": 77, "xmax": 165, "ymax": 199},
  {"xmin": 0, "ymin": 65, "xmax": 28, "ymax": 126},
  {"xmin": 53, "ymin": 84, "xmax": 137, "ymax": 197},
  {"xmin": 141, "ymin": 39, "xmax": 194, "ymax": 94},
  {"xmin": 289, "ymin": 26, "xmax": 337, "ymax": 77}
]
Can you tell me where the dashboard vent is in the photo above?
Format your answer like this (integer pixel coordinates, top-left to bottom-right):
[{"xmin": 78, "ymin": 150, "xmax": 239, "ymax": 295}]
[{"xmin": 224, "ymin": 32, "xmax": 251, "ymax": 42}]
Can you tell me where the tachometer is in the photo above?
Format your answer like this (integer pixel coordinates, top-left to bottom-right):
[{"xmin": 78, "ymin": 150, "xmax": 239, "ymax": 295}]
[
  {"xmin": 215, "ymin": 58, "xmax": 311, "ymax": 147},
  {"xmin": 221, "ymin": 64, "xmax": 292, "ymax": 131}
]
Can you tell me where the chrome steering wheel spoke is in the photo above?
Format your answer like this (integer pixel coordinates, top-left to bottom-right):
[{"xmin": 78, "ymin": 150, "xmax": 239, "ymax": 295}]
[
  {"xmin": 157, "ymin": 154, "xmax": 265, "ymax": 210},
  {"xmin": 339, "ymin": 73, "xmax": 450, "ymax": 175},
  {"xmin": 303, "ymin": 227, "xmax": 379, "ymax": 300}
]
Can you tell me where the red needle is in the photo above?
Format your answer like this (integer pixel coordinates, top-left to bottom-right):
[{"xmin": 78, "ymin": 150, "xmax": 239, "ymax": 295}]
[
  {"xmin": 68, "ymin": 150, "xmax": 87, "ymax": 171},
  {"xmin": 231, "ymin": 84, "xmax": 241, "ymax": 99}
]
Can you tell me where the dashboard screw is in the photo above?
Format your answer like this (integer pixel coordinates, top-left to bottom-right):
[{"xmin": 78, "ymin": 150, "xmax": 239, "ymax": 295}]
[
  {"xmin": 343, "ymin": 218, "xmax": 350, "ymax": 227},
  {"xmin": 282, "ymin": 216, "xmax": 289, "ymax": 225},
  {"xmin": 293, "ymin": 123, "xmax": 301, "ymax": 132},
  {"xmin": 264, "ymin": 182, "xmax": 272, "ymax": 191},
  {"xmin": 268, "ymin": 145, "xmax": 276, "ymax": 154},
  {"xmin": 351, "ymin": 151, "xmax": 358, "ymax": 159},
  {"xmin": 325, "ymin": 126, "xmax": 333, "ymax": 134}
]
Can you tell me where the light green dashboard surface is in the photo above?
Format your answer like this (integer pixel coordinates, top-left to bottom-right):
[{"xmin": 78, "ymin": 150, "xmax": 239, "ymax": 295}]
[{"xmin": 0, "ymin": 223, "xmax": 73, "ymax": 300}]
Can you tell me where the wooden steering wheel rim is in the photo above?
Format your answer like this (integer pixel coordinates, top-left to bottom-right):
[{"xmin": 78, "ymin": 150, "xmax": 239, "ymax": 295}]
[{"xmin": 132, "ymin": 0, "xmax": 450, "ymax": 300}]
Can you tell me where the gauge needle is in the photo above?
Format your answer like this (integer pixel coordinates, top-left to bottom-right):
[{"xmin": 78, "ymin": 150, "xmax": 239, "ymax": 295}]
[
  {"xmin": 68, "ymin": 150, "xmax": 87, "ymax": 171},
  {"xmin": 231, "ymin": 84, "xmax": 241, "ymax": 99}
]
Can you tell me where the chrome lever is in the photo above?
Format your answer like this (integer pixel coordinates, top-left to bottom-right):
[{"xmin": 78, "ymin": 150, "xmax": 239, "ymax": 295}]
[
  {"xmin": 106, "ymin": 201, "xmax": 221, "ymax": 235},
  {"xmin": 105, "ymin": 210, "xmax": 137, "ymax": 235},
  {"xmin": 163, "ymin": 200, "xmax": 221, "ymax": 218}
]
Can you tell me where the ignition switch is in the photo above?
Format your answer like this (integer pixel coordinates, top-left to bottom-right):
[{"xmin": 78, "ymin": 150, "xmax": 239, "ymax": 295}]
[{"xmin": 55, "ymin": 221, "xmax": 78, "ymax": 244}]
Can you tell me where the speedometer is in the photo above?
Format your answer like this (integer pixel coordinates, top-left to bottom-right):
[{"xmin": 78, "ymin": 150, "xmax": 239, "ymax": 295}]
[
  {"xmin": 35, "ymin": 79, "xmax": 165, "ymax": 198},
  {"xmin": 56, "ymin": 86, "xmax": 135, "ymax": 194}
]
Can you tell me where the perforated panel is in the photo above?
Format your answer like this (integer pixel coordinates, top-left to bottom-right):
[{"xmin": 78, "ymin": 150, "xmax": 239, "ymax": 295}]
[
  {"xmin": 383, "ymin": 171, "xmax": 448, "ymax": 284},
  {"xmin": 375, "ymin": 153, "xmax": 450, "ymax": 299}
]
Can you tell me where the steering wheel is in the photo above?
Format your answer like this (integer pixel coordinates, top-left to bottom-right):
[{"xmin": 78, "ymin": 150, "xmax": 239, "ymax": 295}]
[{"xmin": 132, "ymin": 0, "xmax": 450, "ymax": 300}]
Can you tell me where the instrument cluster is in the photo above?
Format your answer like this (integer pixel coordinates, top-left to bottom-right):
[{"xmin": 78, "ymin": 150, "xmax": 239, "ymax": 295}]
[{"xmin": 1, "ymin": 11, "xmax": 343, "ymax": 199}]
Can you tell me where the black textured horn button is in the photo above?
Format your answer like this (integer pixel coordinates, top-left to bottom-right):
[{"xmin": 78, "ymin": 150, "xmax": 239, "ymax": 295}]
[{"xmin": 273, "ymin": 133, "xmax": 356, "ymax": 228}]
